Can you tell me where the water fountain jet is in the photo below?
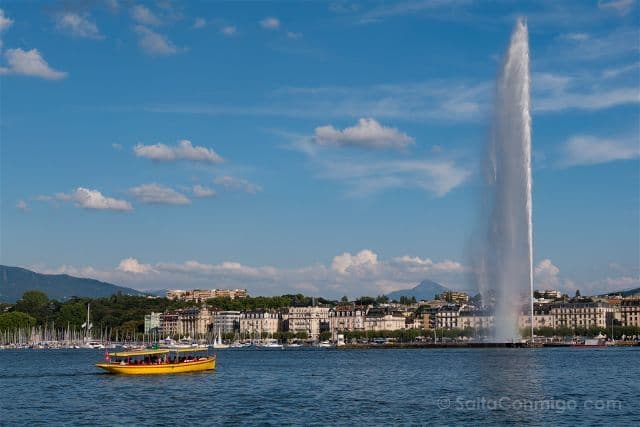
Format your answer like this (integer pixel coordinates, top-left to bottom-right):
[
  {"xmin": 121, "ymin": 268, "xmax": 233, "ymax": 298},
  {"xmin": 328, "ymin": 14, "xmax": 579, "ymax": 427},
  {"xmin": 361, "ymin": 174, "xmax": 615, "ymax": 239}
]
[{"xmin": 475, "ymin": 18, "xmax": 534, "ymax": 342}]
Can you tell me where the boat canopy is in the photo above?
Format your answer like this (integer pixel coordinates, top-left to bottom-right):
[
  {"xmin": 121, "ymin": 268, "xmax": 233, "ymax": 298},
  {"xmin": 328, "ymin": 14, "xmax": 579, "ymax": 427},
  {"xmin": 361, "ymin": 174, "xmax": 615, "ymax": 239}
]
[
  {"xmin": 174, "ymin": 347, "xmax": 209, "ymax": 353},
  {"xmin": 110, "ymin": 347, "xmax": 209, "ymax": 357},
  {"xmin": 111, "ymin": 349, "xmax": 170, "ymax": 357}
]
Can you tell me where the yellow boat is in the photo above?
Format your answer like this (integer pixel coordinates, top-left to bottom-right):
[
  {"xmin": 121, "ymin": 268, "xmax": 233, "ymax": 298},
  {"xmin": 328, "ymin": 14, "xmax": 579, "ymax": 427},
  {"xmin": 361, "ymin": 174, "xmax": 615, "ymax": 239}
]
[{"xmin": 96, "ymin": 347, "xmax": 216, "ymax": 375}]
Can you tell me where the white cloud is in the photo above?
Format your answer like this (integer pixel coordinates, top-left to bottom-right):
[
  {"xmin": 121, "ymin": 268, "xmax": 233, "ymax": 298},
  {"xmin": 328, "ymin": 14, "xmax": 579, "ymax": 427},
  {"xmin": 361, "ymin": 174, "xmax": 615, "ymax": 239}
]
[
  {"xmin": 16, "ymin": 200, "xmax": 30, "ymax": 212},
  {"xmin": 313, "ymin": 118, "xmax": 414, "ymax": 149},
  {"xmin": 534, "ymin": 259, "xmax": 561, "ymax": 289},
  {"xmin": 55, "ymin": 13, "xmax": 103, "ymax": 39},
  {"xmin": 0, "ymin": 9, "xmax": 14, "ymax": 32},
  {"xmin": 39, "ymin": 249, "xmax": 473, "ymax": 298},
  {"xmin": 192, "ymin": 184, "xmax": 216, "ymax": 198},
  {"xmin": 118, "ymin": 257, "xmax": 154, "ymax": 274},
  {"xmin": 56, "ymin": 187, "xmax": 133, "ymax": 211},
  {"xmin": 260, "ymin": 17, "xmax": 280, "ymax": 30},
  {"xmin": 287, "ymin": 31, "xmax": 302, "ymax": 39},
  {"xmin": 129, "ymin": 183, "xmax": 190, "ymax": 205},
  {"xmin": 332, "ymin": 249, "xmax": 379, "ymax": 274},
  {"xmin": 193, "ymin": 17, "xmax": 206, "ymax": 29},
  {"xmin": 533, "ymin": 71, "xmax": 640, "ymax": 112},
  {"xmin": 0, "ymin": 48, "xmax": 67, "ymax": 80},
  {"xmin": 130, "ymin": 5, "xmax": 161, "ymax": 26},
  {"xmin": 134, "ymin": 139, "xmax": 223, "ymax": 163},
  {"xmin": 220, "ymin": 25, "xmax": 236, "ymax": 36},
  {"xmin": 214, "ymin": 176, "xmax": 262, "ymax": 194},
  {"xmin": 560, "ymin": 134, "xmax": 639, "ymax": 167},
  {"xmin": 392, "ymin": 256, "xmax": 465, "ymax": 273},
  {"xmin": 112, "ymin": 143, "xmax": 123, "ymax": 150},
  {"xmin": 598, "ymin": 0, "xmax": 635, "ymax": 15},
  {"xmin": 313, "ymin": 156, "xmax": 471, "ymax": 197},
  {"xmin": 133, "ymin": 25, "xmax": 178, "ymax": 56}
]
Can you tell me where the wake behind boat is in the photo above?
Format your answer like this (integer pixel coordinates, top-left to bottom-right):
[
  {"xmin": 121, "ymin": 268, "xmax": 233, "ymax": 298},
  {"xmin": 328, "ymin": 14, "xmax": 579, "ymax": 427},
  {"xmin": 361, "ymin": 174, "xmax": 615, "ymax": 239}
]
[{"xmin": 96, "ymin": 347, "xmax": 216, "ymax": 375}]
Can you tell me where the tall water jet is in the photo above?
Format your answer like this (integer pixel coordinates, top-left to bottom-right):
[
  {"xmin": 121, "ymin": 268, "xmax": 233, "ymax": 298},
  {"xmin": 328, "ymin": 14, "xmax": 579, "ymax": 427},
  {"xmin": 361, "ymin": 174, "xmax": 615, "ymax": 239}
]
[{"xmin": 475, "ymin": 18, "xmax": 533, "ymax": 341}]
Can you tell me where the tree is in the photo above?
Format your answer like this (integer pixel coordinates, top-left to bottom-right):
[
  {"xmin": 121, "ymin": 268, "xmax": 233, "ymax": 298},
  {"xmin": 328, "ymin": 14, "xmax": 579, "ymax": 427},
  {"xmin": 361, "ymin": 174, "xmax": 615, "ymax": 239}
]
[
  {"xmin": 319, "ymin": 331, "xmax": 332, "ymax": 341},
  {"xmin": 14, "ymin": 290, "xmax": 49, "ymax": 321},
  {"xmin": 340, "ymin": 296, "xmax": 349, "ymax": 303},
  {"xmin": 0, "ymin": 312, "xmax": 37, "ymax": 331},
  {"xmin": 375, "ymin": 295, "xmax": 389, "ymax": 305},
  {"xmin": 575, "ymin": 289, "xmax": 581, "ymax": 298}
]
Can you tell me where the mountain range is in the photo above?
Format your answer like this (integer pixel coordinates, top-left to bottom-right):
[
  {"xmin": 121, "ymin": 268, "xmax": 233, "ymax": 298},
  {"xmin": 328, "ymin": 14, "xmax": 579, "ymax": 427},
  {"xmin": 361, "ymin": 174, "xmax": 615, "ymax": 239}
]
[
  {"xmin": 387, "ymin": 279, "xmax": 450, "ymax": 301},
  {"xmin": 0, "ymin": 265, "xmax": 143, "ymax": 303}
]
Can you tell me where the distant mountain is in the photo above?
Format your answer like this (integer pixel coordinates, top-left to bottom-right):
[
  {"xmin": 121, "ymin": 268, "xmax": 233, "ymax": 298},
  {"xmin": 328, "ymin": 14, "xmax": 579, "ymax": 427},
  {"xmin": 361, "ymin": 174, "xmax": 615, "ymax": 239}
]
[
  {"xmin": 387, "ymin": 279, "xmax": 450, "ymax": 302},
  {"xmin": 599, "ymin": 287, "xmax": 640, "ymax": 298},
  {"xmin": 0, "ymin": 265, "xmax": 144, "ymax": 303}
]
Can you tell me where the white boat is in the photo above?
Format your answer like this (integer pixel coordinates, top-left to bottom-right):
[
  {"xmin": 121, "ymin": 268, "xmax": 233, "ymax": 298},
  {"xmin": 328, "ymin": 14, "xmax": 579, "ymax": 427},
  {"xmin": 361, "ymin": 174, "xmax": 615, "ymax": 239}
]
[
  {"xmin": 82, "ymin": 340, "xmax": 105, "ymax": 349},
  {"xmin": 318, "ymin": 341, "xmax": 333, "ymax": 348},
  {"xmin": 285, "ymin": 343, "xmax": 302, "ymax": 348},
  {"xmin": 212, "ymin": 329, "xmax": 229, "ymax": 349},
  {"xmin": 261, "ymin": 341, "xmax": 283, "ymax": 349},
  {"xmin": 81, "ymin": 303, "xmax": 104, "ymax": 349}
]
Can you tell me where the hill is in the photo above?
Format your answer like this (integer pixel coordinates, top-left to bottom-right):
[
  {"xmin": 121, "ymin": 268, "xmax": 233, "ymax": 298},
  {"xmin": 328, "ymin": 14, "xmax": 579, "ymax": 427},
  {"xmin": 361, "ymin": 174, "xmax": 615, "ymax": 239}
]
[
  {"xmin": 387, "ymin": 279, "xmax": 450, "ymax": 302},
  {"xmin": 0, "ymin": 265, "xmax": 144, "ymax": 303}
]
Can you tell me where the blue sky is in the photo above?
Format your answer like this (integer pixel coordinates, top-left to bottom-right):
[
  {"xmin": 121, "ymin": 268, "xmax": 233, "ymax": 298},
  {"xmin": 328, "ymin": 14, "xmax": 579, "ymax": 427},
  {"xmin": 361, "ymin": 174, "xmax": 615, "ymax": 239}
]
[{"xmin": 1, "ymin": 0, "xmax": 638, "ymax": 297}]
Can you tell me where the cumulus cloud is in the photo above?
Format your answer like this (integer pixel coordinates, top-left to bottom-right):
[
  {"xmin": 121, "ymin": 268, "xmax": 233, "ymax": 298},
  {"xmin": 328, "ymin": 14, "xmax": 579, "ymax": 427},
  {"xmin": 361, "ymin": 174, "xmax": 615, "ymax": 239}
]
[
  {"xmin": 118, "ymin": 257, "xmax": 155, "ymax": 274},
  {"xmin": 55, "ymin": 13, "xmax": 103, "ymax": 39},
  {"xmin": 313, "ymin": 118, "xmax": 414, "ymax": 150},
  {"xmin": 134, "ymin": 139, "xmax": 223, "ymax": 163},
  {"xmin": 534, "ymin": 259, "xmax": 561, "ymax": 289},
  {"xmin": 192, "ymin": 184, "xmax": 216, "ymax": 198},
  {"xmin": 16, "ymin": 200, "xmax": 30, "ymax": 212},
  {"xmin": 560, "ymin": 134, "xmax": 639, "ymax": 167},
  {"xmin": 332, "ymin": 249, "xmax": 379, "ymax": 274},
  {"xmin": 55, "ymin": 187, "xmax": 133, "ymax": 211},
  {"xmin": 260, "ymin": 17, "xmax": 280, "ymax": 30},
  {"xmin": 129, "ymin": 183, "xmax": 190, "ymax": 205},
  {"xmin": 130, "ymin": 5, "xmax": 161, "ymax": 26},
  {"xmin": 214, "ymin": 176, "xmax": 262, "ymax": 194},
  {"xmin": 0, "ymin": 48, "xmax": 67, "ymax": 80},
  {"xmin": 133, "ymin": 25, "xmax": 178, "ymax": 56}
]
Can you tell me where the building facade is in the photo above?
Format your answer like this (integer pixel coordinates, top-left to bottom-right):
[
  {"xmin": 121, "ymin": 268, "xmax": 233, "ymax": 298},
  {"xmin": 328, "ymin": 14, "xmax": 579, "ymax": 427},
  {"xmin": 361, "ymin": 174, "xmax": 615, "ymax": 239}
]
[
  {"xmin": 239, "ymin": 310, "xmax": 281, "ymax": 337},
  {"xmin": 284, "ymin": 307, "xmax": 330, "ymax": 340},
  {"xmin": 550, "ymin": 302, "xmax": 615, "ymax": 329},
  {"xmin": 211, "ymin": 310, "xmax": 241, "ymax": 335}
]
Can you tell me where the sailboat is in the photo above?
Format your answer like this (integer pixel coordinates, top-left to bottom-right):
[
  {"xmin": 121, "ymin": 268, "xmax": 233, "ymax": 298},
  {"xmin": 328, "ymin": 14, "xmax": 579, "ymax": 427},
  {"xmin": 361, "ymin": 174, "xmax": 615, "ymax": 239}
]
[
  {"xmin": 81, "ymin": 303, "xmax": 104, "ymax": 349},
  {"xmin": 212, "ymin": 328, "xmax": 229, "ymax": 349}
]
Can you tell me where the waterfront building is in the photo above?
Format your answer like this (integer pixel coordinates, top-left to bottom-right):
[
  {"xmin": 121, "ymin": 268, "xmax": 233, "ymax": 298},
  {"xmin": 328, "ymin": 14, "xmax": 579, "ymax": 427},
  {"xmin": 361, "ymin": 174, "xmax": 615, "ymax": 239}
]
[
  {"xmin": 619, "ymin": 298, "xmax": 640, "ymax": 327},
  {"xmin": 178, "ymin": 307, "xmax": 213, "ymax": 337},
  {"xmin": 160, "ymin": 312, "xmax": 179, "ymax": 337},
  {"xmin": 549, "ymin": 301, "xmax": 615, "ymax": 329},
  {"xmin": 364, "ymin": 307, "xmax": 406, "ymax": 331},
  {"xmin": 144, "ymin": 312, "xmax": 161, "ymax": 334},
  {"xmin": 518, "ymin": 305, "xmax": 554, "ymax": 329},
  {"xmin": 284, "ymin": 307, "xmax": 330, "ymax": 340},
  {"xmin": 329, "ymin": 305, "xmax": 366, "ymax": 333},
  {"xmin": 240, "ymin": 310, "xmax": 281, "ymax": 337},
  {"xmin": 435, "ymin": 305, "xmax": 460, "ymax": 329},
  {"xmin": 211, "ymin": 310, "xmax": 241, "ymax": 334},
  {"xmin": 458, "ymin": 309, "xmax": 494, "ymax": 330}
]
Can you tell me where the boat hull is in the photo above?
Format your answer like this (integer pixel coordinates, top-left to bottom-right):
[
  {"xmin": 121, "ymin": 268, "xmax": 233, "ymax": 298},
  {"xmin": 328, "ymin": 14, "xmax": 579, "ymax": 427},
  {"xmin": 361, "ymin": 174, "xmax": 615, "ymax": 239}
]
[{"xmin": 96, "ymin": 358, "xmax": 215, "ymax": 375}]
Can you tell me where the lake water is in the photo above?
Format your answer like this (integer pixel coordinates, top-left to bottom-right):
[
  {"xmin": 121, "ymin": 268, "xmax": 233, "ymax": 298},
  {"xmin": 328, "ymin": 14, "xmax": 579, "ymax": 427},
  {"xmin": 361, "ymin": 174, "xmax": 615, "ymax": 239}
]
[{"xmin": 0, "ymin": 347, "xmax": 638, "ymax": 426}]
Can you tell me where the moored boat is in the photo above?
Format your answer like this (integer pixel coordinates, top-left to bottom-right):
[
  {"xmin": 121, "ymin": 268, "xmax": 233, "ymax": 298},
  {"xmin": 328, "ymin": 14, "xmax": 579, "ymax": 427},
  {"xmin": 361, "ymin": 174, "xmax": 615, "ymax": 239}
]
[{"xmin": 96, "ymin": 347, "xmax": 216, "ymax": 375}]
